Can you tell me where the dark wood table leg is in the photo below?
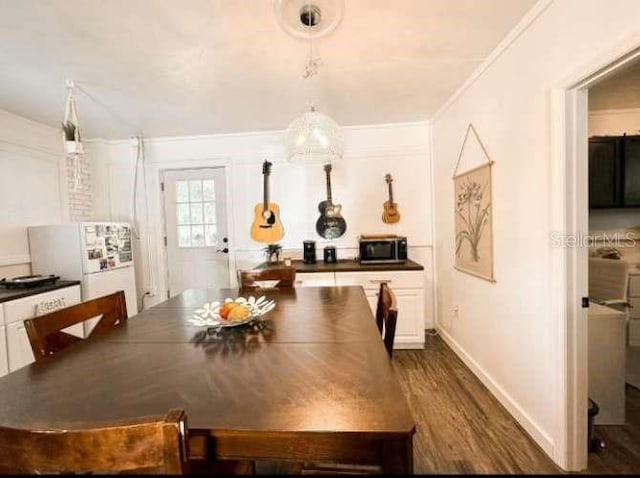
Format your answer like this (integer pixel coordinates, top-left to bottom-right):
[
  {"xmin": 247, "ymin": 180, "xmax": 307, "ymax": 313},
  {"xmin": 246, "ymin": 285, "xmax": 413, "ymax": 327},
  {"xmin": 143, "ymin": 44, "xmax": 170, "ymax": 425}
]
[{"xmin": 381, "ymin": 434, "xmax": 414, "ymax": 475}]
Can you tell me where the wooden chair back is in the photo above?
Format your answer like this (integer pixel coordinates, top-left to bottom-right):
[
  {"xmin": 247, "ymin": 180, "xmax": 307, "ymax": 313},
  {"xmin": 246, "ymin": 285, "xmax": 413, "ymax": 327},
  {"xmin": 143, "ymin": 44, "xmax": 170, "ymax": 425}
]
[
  {"xmin": 375, "ymin": 282, "xmax": 398, "ymax": 358},
  {"xmin": 238, "ymin": 267, "xmax": 296, "ymax": 289},
  {"xmin": 0, "ymin": 408, "xmax": 188, "ymax": 474},
  {"xmin": 24, "ymin": 290, "xmax": 128, "ymax": 362}
]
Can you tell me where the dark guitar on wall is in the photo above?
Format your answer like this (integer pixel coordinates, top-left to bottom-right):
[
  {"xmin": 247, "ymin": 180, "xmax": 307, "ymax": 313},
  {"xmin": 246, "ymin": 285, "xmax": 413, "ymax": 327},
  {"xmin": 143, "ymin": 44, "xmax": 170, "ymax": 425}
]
[
  {"xmin": 316, "ymin": 163, "xmax": 347, "ymax": 239},
  {"xmin": 382, "ymin": 173, "xmax": 401, "ymax": 224},
  {"xmin": 250, "ymin": 160, "xmax": 284, "ymax": 243}
]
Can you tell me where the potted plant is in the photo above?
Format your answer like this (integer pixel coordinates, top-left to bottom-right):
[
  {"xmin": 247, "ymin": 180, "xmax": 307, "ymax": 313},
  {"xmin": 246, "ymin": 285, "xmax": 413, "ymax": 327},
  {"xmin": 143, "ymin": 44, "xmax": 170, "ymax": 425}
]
[{"xmin": 62, "ymin": 120, "xmax": 83, "ymax": 154}]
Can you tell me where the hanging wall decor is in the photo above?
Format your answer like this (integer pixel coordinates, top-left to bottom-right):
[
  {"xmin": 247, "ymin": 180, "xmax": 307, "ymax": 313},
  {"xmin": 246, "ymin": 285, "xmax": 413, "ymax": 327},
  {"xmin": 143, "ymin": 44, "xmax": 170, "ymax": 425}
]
[
  {"xmin": 452, "ymin": 124, "xmax": 495, "ymax": 283},
  {"xmin": 62, "ymin": 80, "xmax": 84, "ymax": 192}
]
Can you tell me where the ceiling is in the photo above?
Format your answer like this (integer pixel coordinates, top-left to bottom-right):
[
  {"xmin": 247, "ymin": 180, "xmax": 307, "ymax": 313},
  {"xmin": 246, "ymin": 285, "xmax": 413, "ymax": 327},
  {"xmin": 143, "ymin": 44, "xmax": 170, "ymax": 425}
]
[
  {"xmin": 590, "ymin": 59, "xmax": 640, "ymax": 111},
  {"xmin": 0, "ymin": 0, "xmax": 537, "ymax": 139}
]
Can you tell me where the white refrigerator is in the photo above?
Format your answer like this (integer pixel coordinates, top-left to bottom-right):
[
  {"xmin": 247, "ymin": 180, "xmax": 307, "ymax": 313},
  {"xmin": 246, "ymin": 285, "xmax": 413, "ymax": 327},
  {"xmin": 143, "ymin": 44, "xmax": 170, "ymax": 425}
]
[{"xmin": 28, "ymin": 222, "xmax": 138, "ymax": 336}]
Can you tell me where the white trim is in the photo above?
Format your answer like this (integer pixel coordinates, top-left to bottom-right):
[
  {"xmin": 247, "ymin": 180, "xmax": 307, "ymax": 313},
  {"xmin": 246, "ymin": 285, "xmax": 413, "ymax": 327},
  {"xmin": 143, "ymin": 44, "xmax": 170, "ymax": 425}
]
[
  {"xmin": 0, "ymin": 140, "xmax": 62, "ymax": 163},
  {"xmin": 438, "ymin": 327, "xmax": 555, "ymax": 457},
  {"xmin": 589, "ymin": 107, "xmax": 640, "ymax": 116},
  {"xmin": 0, "ymin": 255, "xmax": 31, "ymax": 267},
  {"xmin": 431, "ymin": 0, "xmax": 554, "ymax": 122},
  {"xmin": 551, "ymin": 35, "xmax": 640, "ymax": 470},
  {"xmin": 427, "ymin": 125, "xmax": 439, "ymax": 330},
  {"xmin": 102, "ymin": 120, "xmax": 432, "ymax": 145}
]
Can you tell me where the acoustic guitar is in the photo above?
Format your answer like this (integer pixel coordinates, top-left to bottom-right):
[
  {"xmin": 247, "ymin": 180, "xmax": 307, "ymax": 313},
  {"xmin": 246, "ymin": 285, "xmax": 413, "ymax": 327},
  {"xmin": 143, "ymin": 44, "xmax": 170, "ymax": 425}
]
[
  {"xmin": 316, "ymin": 163, "xmax": 347, "ymax": 239},
  {"xmin": 250, "ymin": 160, "xmax": 284, "ymax": 243},
  {"xmin": 382, "ymin": 173, "xmax": 400, "ymax": 224}
]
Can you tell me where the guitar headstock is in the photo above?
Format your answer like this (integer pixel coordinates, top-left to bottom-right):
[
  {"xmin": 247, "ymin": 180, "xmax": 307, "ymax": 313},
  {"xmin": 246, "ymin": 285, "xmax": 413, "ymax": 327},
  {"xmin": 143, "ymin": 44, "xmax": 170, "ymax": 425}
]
[
  {"xmin": 323, "ymin": 163, "xmax": 332, "ymax": 174},
  {"xmin": 385, "ymin": 173, "xmax": 393, "ymax": 184},
  {"xmin": 262, "ymin": 160, "xmax": 272, "ymax": 175}
]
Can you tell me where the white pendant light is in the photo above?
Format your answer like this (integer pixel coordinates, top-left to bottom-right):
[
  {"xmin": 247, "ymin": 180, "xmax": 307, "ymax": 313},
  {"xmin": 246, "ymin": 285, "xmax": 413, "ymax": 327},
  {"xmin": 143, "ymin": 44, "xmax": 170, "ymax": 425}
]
[
  {"xmin": 281, "ymin": 1, "xmax": 345, "ymax": 165},
  {"xmin": 285, "ymin": 105, "xmax": 344, "ymax": 164}
]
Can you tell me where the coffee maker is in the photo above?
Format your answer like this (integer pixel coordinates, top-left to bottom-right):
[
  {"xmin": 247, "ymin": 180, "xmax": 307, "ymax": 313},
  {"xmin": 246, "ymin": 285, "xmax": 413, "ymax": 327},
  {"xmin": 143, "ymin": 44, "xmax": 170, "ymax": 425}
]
[{"xmin": 303, "ymin": 240, "xmax": 316, "ymax": 264}]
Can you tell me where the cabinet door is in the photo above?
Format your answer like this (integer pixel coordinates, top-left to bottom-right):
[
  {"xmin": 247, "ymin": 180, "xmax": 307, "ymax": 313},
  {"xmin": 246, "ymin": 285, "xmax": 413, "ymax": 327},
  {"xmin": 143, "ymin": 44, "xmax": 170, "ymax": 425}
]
[
  {"xmin": 623, "ymin": 136, "xmax": 640, "ymax": 206},
  {"xmin": 7, "ymin": 321, "xmax": 35, "ymax": 372},
  {"xmin": 589, "ymin": 137, "xmax": 621, "ymax": 208},
  {"xmin": 0, "ymin": 325, "xmax": 8, "ymax": 377}
]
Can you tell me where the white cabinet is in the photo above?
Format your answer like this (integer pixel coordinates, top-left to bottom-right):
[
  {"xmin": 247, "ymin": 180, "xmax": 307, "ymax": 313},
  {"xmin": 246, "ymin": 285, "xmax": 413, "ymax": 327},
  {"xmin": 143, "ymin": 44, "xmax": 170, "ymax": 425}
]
[
  {"xmin": 6, "ymin": 321, "xmax": 35, "ymax": 372},
  {"xmin": 0, "ymin": 325, "xmax": 7, "ymax": 378},
  {"xmin": 2, "ymin": 285, "xmax": 82, "ymax": 373},
  {"xmin": 335, "ymin": 270, "xmax": 426, "ymax": 349}
]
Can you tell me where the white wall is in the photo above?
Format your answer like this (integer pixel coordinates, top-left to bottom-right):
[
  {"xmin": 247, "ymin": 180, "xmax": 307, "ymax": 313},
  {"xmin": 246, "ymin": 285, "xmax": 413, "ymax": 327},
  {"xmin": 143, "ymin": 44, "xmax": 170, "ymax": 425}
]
[
  {"xmin": 589, "ymin": 108, "xmax": 640, "ymax": 136},
  {"xmin": 90, "ymin": 122, "xmax": 435, "ymax": 325},
  {"xmin": 431, "ymin": 0, "xmax": 640, "ymax": 469},
  {"xmin": 0, "ymin": 110, "xmax": 67, "ymax": 277}
]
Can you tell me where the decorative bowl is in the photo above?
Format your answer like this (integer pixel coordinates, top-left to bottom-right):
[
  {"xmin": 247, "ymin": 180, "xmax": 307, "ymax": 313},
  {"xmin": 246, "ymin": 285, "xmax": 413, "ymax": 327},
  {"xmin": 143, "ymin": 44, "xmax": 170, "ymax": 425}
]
[{"xmin": 188, "ymin": 296, "xmax": 275, "ymax": 328}]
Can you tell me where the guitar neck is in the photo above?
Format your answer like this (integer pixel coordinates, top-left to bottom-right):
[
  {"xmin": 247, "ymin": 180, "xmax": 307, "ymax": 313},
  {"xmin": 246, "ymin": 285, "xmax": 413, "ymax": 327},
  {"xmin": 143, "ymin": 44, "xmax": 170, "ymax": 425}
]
[
  {"xmin": 325, "ymin": 167, "xmax": 333, "ymax": 202},
  {"xmin": 263, "ymin": 171, "xmax": 269, "ymax": 211},
  {"xmin": 388, "ymin": 181, "xmax": 394, "ymax": 204}
]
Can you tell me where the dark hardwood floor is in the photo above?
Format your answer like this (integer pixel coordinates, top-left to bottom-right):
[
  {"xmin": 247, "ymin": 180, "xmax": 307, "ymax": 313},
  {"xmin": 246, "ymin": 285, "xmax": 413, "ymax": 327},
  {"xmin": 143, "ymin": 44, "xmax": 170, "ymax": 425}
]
[
  {"xmin": 394, "ymin": 334, "xmax": 640, "ymax": 474},
  {"xmin": 393, "ymin": 335, "xmax": 560, "ymax": 474}
]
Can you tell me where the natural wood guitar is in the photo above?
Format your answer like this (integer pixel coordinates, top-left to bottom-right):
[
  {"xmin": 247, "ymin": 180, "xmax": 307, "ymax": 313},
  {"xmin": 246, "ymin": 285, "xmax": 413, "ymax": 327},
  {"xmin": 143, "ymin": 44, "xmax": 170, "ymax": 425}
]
[
  {"xmin": 250, "ymin": 160, "xmax": 284, "ymax": 243},
  {"xmin": 316, "ymin": 163, "xmax": 347, "ymax": 239},
  {"xmin": 382, "ymin": 173, "xmax": 401, "ymax": 224}
]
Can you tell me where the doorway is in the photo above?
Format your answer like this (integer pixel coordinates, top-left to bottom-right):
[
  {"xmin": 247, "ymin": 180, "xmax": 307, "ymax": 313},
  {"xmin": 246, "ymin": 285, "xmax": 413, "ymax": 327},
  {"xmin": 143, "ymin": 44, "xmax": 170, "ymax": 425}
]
[
  {"xmin": 161, "ymin": 168, "xmax": 230, "ymax": 297},
  {"xmin": 556, "ymin": 44, "xmax": 640, "ymax": 471}
]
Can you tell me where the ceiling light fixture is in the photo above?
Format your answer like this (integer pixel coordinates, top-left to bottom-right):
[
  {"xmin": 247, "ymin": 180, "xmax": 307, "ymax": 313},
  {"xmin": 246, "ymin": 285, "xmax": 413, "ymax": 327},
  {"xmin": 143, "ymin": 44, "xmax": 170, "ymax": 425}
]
[{"xmin": 279, "ymin": 0, "xmax": 345, "ymax": 165}]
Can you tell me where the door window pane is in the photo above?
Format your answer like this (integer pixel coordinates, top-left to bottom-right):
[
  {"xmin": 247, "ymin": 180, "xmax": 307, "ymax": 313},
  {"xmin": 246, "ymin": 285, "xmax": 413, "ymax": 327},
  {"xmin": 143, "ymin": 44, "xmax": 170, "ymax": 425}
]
[
  {"xmin": 176, "ymin": 204, "xmax": 190, "ymax": 225},
  {"xmin": 203, "ymin": 180, "xmax": 216, "ymax": 201},
  {"xmin": 203, "ymin": 202, "xmax": 216, "ymax": 224},
  {"xmin": 190, "ymin": 203, "xmax": 203, "ymax": 225},
  {"xmin": 174, "ymin": 177, "xmax": 220, "ymax": 248},
  {"xmin": 191, "ymin": 226, "xmax": 205, "ymax": 247},
  {"xmin": 189, "ymin": 180, "xmax": 203, "ymax": 202}
]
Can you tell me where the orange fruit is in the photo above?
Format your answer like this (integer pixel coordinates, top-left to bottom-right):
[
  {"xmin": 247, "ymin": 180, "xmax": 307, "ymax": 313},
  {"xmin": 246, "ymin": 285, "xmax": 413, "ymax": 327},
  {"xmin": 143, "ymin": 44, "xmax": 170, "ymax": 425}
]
[
  {"xmin": 227, "ymin": 305, "xmax": 251, "ymax": 322},
  {"xmin": 219, "ymin": 302, "xmax": 238, "ymax": 319}
]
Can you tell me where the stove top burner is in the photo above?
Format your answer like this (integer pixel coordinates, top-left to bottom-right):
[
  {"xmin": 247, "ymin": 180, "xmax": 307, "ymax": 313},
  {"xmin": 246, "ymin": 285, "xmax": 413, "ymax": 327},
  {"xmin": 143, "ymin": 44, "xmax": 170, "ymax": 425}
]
[{"xmin": 0, "ymin": 275, "xmax": 60, "ymax": 289}]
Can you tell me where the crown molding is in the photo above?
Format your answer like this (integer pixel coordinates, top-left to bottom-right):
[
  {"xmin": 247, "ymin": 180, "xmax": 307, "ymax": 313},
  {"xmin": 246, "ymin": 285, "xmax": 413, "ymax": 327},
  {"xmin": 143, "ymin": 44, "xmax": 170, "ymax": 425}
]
[{"xmin": 589, "ymin": 107, "xmax": 640, "ymax": 116}]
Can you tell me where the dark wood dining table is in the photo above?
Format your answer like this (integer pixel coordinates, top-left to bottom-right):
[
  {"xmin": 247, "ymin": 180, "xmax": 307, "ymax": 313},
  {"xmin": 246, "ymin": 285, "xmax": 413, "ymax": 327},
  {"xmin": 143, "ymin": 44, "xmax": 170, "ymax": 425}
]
[{"xmin": 0, "ymin": 286, "xmax": 415, "ymax": 473}]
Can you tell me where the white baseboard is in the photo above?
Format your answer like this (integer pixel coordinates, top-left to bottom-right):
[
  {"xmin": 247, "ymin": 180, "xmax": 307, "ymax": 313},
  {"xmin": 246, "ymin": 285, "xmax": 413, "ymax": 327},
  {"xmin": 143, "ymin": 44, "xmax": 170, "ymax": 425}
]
[{"xmin": 438, "ymin": 328, "xmax": 555, "ymax": 458}]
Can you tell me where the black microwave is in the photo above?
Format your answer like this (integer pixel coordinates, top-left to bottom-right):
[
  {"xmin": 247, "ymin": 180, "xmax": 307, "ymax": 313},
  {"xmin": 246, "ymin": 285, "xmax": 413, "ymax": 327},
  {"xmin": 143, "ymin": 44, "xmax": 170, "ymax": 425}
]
[{"xmin": 358, "ymin": 235, "xmax": 408, "ymax": 264}]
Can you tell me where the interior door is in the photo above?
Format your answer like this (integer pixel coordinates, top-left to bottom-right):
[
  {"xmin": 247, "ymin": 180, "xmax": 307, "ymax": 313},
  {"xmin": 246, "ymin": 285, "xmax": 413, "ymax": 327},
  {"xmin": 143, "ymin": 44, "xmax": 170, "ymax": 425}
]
[{"xmin": 162, "ymin": 168, "xmax": 230, "ymax": 297}]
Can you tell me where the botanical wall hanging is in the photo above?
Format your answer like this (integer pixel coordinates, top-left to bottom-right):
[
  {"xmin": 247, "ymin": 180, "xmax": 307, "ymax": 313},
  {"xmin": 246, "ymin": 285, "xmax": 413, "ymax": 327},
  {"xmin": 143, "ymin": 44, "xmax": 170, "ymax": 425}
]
[{"xmin": 452, "ymin": 124, "xmax": 495, "ymax": 282}]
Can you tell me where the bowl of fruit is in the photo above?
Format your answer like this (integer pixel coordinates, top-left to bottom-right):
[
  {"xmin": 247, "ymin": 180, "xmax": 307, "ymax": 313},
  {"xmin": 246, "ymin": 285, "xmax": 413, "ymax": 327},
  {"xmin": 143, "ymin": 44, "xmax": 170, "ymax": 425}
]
[{"xmin": 189, "ymin": 296, "xmax": 276, "ymax": 328}]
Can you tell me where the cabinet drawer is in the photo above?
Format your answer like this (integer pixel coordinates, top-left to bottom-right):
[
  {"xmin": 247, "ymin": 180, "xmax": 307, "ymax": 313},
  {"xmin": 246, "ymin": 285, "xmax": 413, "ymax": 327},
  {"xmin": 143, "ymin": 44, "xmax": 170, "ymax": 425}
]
[
  {"xmin": 630, "ymin": 298, "xmax": 640, "ymax": 319},
  {"xmin": 629, "ymin": 275, "xmax": 640, "ymax": 297},
  {"xmin": 295, "ymin": 273, "xmax": 335, "ymax": 287},
  {"xmin": 3, "ymin": 285, "xmax": 81, "ymax": 325},
  {"xmin": 335, "ymin": 271, "xmax": 423, "ymax": 290}
]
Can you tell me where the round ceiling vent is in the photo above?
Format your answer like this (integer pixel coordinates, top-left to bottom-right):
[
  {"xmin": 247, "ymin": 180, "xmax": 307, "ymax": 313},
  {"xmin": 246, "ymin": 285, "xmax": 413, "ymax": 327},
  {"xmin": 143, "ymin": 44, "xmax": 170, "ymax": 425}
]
[{"xmin": 275, "ymin": 0, "xmax": 344, "ymax": 39}]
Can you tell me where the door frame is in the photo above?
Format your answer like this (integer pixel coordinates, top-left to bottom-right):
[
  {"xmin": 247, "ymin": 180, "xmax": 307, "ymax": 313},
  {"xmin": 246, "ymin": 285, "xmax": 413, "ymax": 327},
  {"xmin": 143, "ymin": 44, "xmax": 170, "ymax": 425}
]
[
  {"xmin": 160, "ymin": 166, "xmax": 232, "ymax": 297},
  {"xmin": 143, "ymin": 156, "xmax": 236, "ymax": 303},
  {"xmin": 552, "ymin": 34, "xmax": 640, "ymax": 470}
]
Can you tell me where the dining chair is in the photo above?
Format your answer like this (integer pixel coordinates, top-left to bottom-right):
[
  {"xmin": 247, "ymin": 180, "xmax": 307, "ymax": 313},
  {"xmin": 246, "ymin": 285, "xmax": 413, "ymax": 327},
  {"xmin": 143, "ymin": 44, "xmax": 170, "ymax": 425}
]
[
  {"xmin": 238, "ymin": 267, "xmax": 296, "ymax": 289},
  {"xmin": 0, "ymin": 408, "xmax": 188, "ymax": 474},
  {"xmin": 24, "ymin": 290, "xmax": 128, "ymax": 362},
  {"xmin": 375, "ymin": 282, "xmax": 398, "ymax": 358}
]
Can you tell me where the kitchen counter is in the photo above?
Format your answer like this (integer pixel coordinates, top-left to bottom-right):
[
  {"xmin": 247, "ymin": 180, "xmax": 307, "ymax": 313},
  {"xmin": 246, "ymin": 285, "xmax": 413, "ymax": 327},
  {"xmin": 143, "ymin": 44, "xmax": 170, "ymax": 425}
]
[
  {"xmin": 255, "ymin": 258, "xmax": 424, "ymax": 273},
  {"xmin": 0, "ymin": 280, "xmax": 81, "ymax": 304}
]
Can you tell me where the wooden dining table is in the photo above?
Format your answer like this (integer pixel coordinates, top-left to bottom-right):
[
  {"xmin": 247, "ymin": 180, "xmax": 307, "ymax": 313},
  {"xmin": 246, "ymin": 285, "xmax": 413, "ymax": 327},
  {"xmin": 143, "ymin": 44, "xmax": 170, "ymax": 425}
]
[{"xmin": 0, "ymin": 286, "xmax": 415, "ymax": 473}]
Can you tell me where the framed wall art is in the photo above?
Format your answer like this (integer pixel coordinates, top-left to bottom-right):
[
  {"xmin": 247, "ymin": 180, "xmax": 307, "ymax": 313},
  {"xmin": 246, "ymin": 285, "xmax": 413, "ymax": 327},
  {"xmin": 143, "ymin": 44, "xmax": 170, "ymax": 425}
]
[{"xmin": 452, "ymin": 124, "xmax": 495, "ymax": 283}]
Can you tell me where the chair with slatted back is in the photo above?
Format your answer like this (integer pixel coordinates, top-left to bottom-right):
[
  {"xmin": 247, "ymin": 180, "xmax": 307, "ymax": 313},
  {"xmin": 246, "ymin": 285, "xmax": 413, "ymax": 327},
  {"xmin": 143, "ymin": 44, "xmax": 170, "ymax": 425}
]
[
  {"xmin": 0, "ymin": 408, "xmax": 188, "ymax": 474},
  {"xmin": 238, "ymin": 267, "xmax": 296, "ymax": 289},
  {"xmin": 24, "ymin": 290, "xmax": 128, "ymax": 362},
  {"xmin": 375, "ymin": 282, "xmax": 398, "ymax": 358}
]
